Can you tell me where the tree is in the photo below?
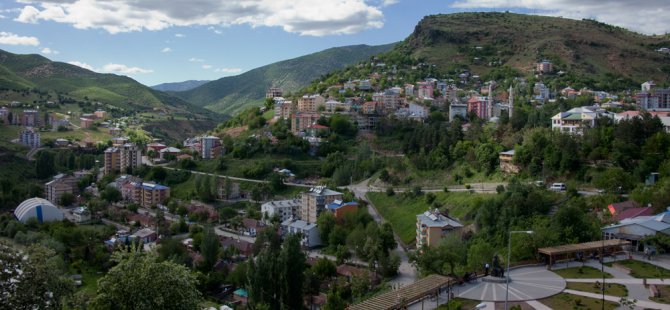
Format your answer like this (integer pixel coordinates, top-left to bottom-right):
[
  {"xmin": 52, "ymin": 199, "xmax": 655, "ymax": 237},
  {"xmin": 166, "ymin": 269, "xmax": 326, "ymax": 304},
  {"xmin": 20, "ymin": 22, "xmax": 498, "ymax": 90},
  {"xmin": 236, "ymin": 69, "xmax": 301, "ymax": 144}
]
[
  {"xmin": 35, "ymin": 151, "xmax": 56, "ymax": 179},
  {"xmin": 317, "ymin": 212, "xmax": 336, "ymax": 246},
  {"xmin": 101, "ymin": 187, "xmax": 122, "ymax": 202},
  {"xmin": 312, "ymin": 258, "xmax": 337, "ymax": 280},
  {"xmin": 91, "ymin": 249, "xmax": 201, "ymax": 310},
  {"xmin": 279, "ymin": 234, "xmax": 306, "ymax": 310},
  {"xmin": 59, "ymin": 192, "xmax": 75, "ymax": 206},
  {"xmin": 467, "ymin": 239, "xmax": 495, "ymax": 272},
  {"xmin": 199, "ymin": 226, "xmax": 221, "ymax": 272},
  {"xmin": 323, "ymin": 288, "xmax": 346, "ymax": 310},
  {"xmin": 0, "ymin": 242, "xmax": 75, "ymax": 309}
]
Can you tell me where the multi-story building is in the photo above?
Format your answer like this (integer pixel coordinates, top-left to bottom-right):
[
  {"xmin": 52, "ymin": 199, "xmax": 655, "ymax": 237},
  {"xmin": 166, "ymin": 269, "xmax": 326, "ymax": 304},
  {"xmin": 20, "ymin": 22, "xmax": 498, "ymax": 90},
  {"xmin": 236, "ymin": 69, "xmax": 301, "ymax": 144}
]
[
  {"xmin": 94, "ymin": 110, "xmax": 107, "ymax": 118},
  {"xmin": 372, "ymin": 90, "xmax": 402, "ymax": 112},
  {"xmin": 325, "ymin": 200, "xmax": 358, "ymax": 219},
  {"xmin": 534, "ymin": 82, "xmax": 550, "ymax": 101},
  {"xmin": 22, "ymin": 110, "xmax": 39, "ymax": 127},
  {"xmin": 358, "ymin": 80, "xmax": 371, "ymax": 90},
  {"xmin": 637, "ymin": 88, "xmax": 670, "ymax": 111},
  {"xmin": 44, "ymin": 173, "xmax": 78, "ymax": 205},
  {"xmin": 416, "ymin": 209, "xmax": 463, "ymax": 248},
  {"xmin": 79, "ymin": 118, "xmax": 94, "ymax": 129},
  {"xmin": 201, "ymin": 136, "xmax": 221, "ymax": 159},
  {"xmin": 300, "ymin": 186, "xmax": 343, "ymax": 223},
  {"xmin": 19, "ymin": 127, "xmax": 40, "ymax": 148},
  {"xmin": 140, "ymin": 182, "xmax": 170, "ymax": 207},
  {"xmin": 536, "ymin": 60, "xmax": 553, "ymax": 73},
  {"xmin": 449, "ymin": 102, "xmax": 468, "ymax": 121},
  {"xmin": 291, "ymin": 112, "xmax": 319, "ymax": 134},
  {"xmin": 111, "ymin": 137, "xmax": 130, "ymax": 146},
  {"xmin": 550, "ymin": 106, "xmax": 613, "ymax": 135},
  {"xmin": 281, "ymin": 218, "xmax": 321, "ymax": 248},
  {"xmin": 297, "ymin": 94, "xmax": 325, "ymax": 112},
  {"xmin": 467, "ymin": 96, "xmax": 489, "ymax": 120},
  {"xmin": 408, "ymin": 102, "xmax": 429, "ymax": 120},
  {"xmin": 417, "ymin": 81, "xmax": 434, "ymax": 99},
  {"xmin": 0, "ymin": 107, "xmax": 9, "ymax": 123},
  {"xmin": 404, "ymin": 84, "xmax": 415, "ymax": 97},
  {"xmin": 104, "ymin": 143, "xmax": 141, "ymax": 175},
  {"xmin": 261, "ymin": 199, "xmax": 301, "ymax": 222},
  {"xmin": 265, "ymin": 87, "xmax": 283, "ymax": 99}
]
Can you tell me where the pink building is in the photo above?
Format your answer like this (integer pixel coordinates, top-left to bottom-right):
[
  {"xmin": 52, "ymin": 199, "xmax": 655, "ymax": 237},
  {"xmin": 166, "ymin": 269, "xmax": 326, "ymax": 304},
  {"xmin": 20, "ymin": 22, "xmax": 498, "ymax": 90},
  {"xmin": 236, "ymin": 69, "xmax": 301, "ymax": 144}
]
[{"xmin": 467, "ymin": 97, "xmax": 489, "ymax": 120}]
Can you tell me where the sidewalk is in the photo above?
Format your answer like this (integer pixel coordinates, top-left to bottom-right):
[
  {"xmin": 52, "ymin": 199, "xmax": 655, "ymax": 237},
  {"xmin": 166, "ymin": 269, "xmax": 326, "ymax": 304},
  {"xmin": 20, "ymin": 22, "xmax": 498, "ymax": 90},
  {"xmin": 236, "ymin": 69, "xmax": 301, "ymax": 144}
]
[
  {"xmin": 566, "ymin": 278, "xmax": 670, "ymax": 285},
  {"xmin": 564, "ymin": 289, "xmax": 667, "ymax": 310}
]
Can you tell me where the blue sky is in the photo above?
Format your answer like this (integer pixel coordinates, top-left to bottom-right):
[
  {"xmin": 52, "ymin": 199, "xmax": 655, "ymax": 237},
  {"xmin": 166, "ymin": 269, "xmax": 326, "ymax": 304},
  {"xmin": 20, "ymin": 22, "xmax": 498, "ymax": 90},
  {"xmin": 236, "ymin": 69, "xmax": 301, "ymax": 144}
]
[{"xmin": 0, "ymin": 0, "xmax": 668, "ymax": 86}]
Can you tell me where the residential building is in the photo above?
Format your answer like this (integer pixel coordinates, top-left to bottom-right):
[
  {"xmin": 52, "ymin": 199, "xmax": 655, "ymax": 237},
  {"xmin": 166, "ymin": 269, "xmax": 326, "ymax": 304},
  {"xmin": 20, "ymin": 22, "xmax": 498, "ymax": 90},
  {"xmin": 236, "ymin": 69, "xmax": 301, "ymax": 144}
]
[
  {"xmin": 602, "ymin": 209, "xmax": 670, "ymax": 251},
  {"xmin": 265, "ymin": 87, "xmax": 283, "ymax": 99},
  {"xmin": 201, "ymin": 136, "xmax": 221, "ymax": 159},
  {"xmin": 636, "ymin": 88, "xmax": 670, "ymax": 111},
  {"xmin": 449, "ymin": 102, "xmax": 468, "ymax": 121},
  {"xmin": 534, "ymin": 82, "xmax": 550, "ymax": 101},
  {"xmin": 109, "ymin": 127, "xmax": 122, "ymax": 136},
  {"xmin": 140, "ymin": 182, "xmax": 170, "ymax": 207},
  {"xmin": 19, "ymin": 127, "xmax": 40, "ymax": 147},
  {"xmin": 281, "ymin": 219, "xmax": 321, "ymax": 248},
  {"xmin": 536, "ymin": 60, "xmax": 553, "ymax": 73},
  {"xmin": 300, "ymin": 186, "xmax": 343, "ymax": 223},
  {"xmin": 146, "ymin": 142, "xmax": 167, "ymax": 153},
  {"xmin": 291, "ymin": 112, "xmax": 319, "ymax": 134},
  {"xmin": 358, "ymin": 80, "xmax": 371, "ymax": 90},
  {"xmin": 642, "ymin": 81, "xmax": 656, "ymax": 92},
  {"xmin": 51, "ymin": 118, "xmax": 69, "ymax": 131},
  {"xmin": 499, "ymin": 150, "xmax": 519, "ymax": 174},
  {"xmin": 325, "ymin": 200, "xmax": 358, "ymax": 219},
  {"xmin": 297, "ymin": 94, "xmax": 325, "ymax": 112},
  {"xmin": 131, "ymin": 228, "xmax": 157, "ymax": 243},
  {"xmin": 261, "ymin": 199, "xmax": 301, "ymax": 222},
  {"xmin": 417, "ymin": 81, "xmax": 434, "ymax": 99},
  {"xmin": 404, "ymin": 84, "xmax": 415, "ymax": 97},
  {"xmin": 550, "ymin": 106, "xmax": 613, "ymax": 135},
  {"xmin": 44, "ymin": 173, "xmax": 78, "ymax": 205},
  {"xmin": 0, "ymin": 107, "xmax": 8, "ymax": 123},
  {"xmin": 94, "ymin": 110, "xmax": 107, "ymax": 118},
  {"xmin": 22, "ymin": 110, "xmax": 39, "ymax": 127},
  {"xmin": 467, "ymin": 96, "xmax": 489, "ymax": 120},
  {"xmin": 324, "ymin": 99, "xmax": 349, "ymax": 113},
  {"xmin": 408, "ymin": 102, "xmax": 429, "ymax": 120},
  {"xmin": 103, "ymin": 143, "xmax": 141, "ymax": 175},
  {"xmin": 159, "ymin": 147, "xmax": 181, "ymax": 160},
  {"xmin": 79, "ymin": 118, "xmax": 93, "ymax": 129},
  {"xmin": 416, "ymin": 209, "xmax": 463, "ymax": 248},
  {"xmin": 241, "ymin": 218, "xmax": 265, "ymax": 237},
  {"xmin": 111, "ymin": 137, "xmax": 130, "ymax": 146}
]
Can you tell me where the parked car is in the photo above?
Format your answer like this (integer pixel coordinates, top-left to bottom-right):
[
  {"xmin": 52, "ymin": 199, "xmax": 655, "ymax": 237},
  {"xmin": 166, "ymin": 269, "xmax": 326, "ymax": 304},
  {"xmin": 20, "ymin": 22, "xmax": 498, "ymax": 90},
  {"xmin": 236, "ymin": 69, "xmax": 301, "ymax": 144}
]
[{"xmin": 549, "ymin": 183, "xmax": 567, "ymax": 191}]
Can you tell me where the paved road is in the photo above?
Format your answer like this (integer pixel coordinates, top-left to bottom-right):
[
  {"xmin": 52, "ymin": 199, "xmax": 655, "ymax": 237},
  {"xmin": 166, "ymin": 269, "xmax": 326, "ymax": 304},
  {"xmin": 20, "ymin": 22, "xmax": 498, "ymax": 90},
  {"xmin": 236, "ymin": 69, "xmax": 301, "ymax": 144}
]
[{"xmin": 214, "ymin": 226, "xmax": 257, "ymax": 243}]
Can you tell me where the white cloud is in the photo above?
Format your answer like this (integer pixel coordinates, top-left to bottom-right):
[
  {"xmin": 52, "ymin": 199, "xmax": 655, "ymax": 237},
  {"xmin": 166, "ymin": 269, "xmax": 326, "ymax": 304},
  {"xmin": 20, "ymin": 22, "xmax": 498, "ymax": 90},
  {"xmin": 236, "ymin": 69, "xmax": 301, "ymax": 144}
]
[
  {"xmin": 189, "ymin": 57, "xmax": 204, "ymax": 62},
  {"xmin": 102, "ymin": 63, "xmax": 153, "ymax": 74},
  {"xmin": 175, "ymin": 33, "xmax": 185, "ymax": 38},
  {"xmin": 215, "ymin": 67, "xmax": 242, "ymax": 73},
  {"xmin": 40, "ymin": 47, "xmax": 59, "ymax": 54},
  {"xmin": 451, "ymin": 0, "xmax": 670, "ymax": 35},
  {"xmin": 161, "ymin": 47, "xmax": 171, "ymax": 53},
  {"xmin": 0, "ymin": 31, "xmax": 39, "ymax": 46},
  {"xmin": 13, "ymin": 0, "xmax": 385, "ymax": 36},
  {"xmin": 67, "ymin": 61, "xmax": 94, "ymax": 71},
  {"xmin": 202, "ymin": 64, "xmax": 212, "ymax": 69}
]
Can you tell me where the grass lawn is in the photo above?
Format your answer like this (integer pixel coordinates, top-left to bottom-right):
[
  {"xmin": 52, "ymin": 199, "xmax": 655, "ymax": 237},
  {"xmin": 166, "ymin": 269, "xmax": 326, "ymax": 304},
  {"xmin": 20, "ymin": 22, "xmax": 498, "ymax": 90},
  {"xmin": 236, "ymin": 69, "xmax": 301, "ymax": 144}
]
[
  {"xmin": 72, "ymin": 265, "xmax": 104, "ymax": 295},
  {"xmin": 539, "ymin": 292, "xmax": 618, "ymax": 310},
  {"xmin": 607, "ymin": 260, "xmax": 670, "ymax": 279},
  {"xmin": 436, "ymin": 298, "xmax": 480, "ymax": 310},
  {"xmin": 41, "ymin": 128, "xmax": 111, "ymax": 142},
  {"xmin": 650, "ymin": 285, "xmax": 670, "ymax": 304},
  {"xmin": 566, "ymin": 282, "xmax": 628, "ymax": 297},
  {"xmin": 553, "ymin": 266, "xmax": 613, "ymax": 279},
  {"xmin": 367, "ymin": 191, "xmax": 493, "ymax": 245}
]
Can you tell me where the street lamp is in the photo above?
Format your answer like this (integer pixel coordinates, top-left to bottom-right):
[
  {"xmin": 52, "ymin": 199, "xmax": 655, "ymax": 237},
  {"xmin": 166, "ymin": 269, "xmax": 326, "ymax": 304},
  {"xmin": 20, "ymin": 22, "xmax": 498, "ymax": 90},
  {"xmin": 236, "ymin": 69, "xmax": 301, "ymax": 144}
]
[{"xmin": 505, "ymin": 230, "xmax": 533, "ymax": 310}]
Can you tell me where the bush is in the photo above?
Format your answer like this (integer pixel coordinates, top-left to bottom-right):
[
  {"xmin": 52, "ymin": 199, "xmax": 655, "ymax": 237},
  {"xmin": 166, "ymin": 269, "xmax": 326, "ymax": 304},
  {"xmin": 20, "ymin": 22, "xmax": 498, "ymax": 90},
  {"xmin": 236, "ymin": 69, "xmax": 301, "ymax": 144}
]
[{"xmin": 386, "ymin": 187, "xmax": 395, "ymax": 196}]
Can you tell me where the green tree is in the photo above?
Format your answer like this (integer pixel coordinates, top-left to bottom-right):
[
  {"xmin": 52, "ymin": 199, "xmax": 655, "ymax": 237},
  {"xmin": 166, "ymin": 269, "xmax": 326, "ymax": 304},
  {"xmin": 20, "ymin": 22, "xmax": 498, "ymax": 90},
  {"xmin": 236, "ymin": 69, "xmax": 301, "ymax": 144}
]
[
  {"xmin": 279, "ymin": 234, "xmax": 306, "ymax": 310},
  {"xmin": 59, "ymin": 192, "xmax": 76, "ymax": 206},
  {"xmin": 35, "ymin": 151, "xmax": 56, "ymax": 179},
  {"xmin": 199, "ymin": 226, "xmax": 221, "ymax": 272},
  {"xmin": 323, "ymin": 288, "xmax": 346, "ymax": 310},
  {"xmin": 91, "ymin": 249, "xmax": 201, "ymax": 310},
  {"xmin": 0, "ymin": 242, "xmax": 74, "ymax": 309},
  {"xmin": 467, "ymin": 239, "xmax": 495, "ymax": 272},
  {"xmin": 317, "ymin": 212, "xmax": 336, "ymax": 246},
  {"xmin": 101, "ymin": 187, "xmax": 122, "ymax": 202}
]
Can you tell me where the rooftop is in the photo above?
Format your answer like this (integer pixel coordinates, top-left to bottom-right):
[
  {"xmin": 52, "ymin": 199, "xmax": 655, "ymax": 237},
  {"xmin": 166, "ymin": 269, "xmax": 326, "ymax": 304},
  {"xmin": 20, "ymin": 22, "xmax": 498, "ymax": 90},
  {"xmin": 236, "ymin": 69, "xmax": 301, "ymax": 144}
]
[{"xmin": 417, "ymin": 210, "xmax": 463, "ymax": 229}]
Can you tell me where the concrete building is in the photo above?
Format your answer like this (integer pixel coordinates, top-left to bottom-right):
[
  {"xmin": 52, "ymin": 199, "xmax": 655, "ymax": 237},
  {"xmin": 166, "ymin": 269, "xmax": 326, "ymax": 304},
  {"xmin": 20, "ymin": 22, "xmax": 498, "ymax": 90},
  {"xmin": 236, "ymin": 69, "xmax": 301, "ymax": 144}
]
[
  {"xmin": 551, "ymin": 106, "xmax": 613, "ymax": 135},
  {"xmin": 325, "ymin": 200, "xmax": 358, "ymax": 219},
  {"xmin": 291, "ymin": 112, "xmax": 320, "ymax": 134},
  {"xmin": 281, "ymin": 219, "xmax": 321, "ymax": 248},
  {"xmin": 499, "ymin": 150, "xmax": 519, "ymax": 174},
  {"xmin": 467, "ymin": 96, "xmax": 489, "ymax": 120},
  {"xmin": 417, "ymin": 81, "xmax": 434, "ymax": 99},
  {"xmin": 94, "ymin": 110, "xmax": 107, "ymax": 118},
  {"xmin": 297, "ymin": 94, "xmax": 325, "ymax": 112},
  {"xmin": 265, "ymin": 87, "xmax": 283, "ymax": 99},
  {"xmin": 602, "ymin": 209, "xmax": 670, "ymax": 251},
  {"xmin": 19, "ymin": 127, "xmax": 40, "ymax": 148},
  {"xmin": 120, "ymin": 181, "xmax": 170, "ymax": 207},
  {"xmin": 637, "ymin": 88, "xmax": 670, "ymax": 111},
  {"xmin": 79, "ymin": 118, "xmax": 94, "ymax": 129},
  {"xmin": 22, "ymin": 110, "xmax": 39, "ymax": 127},
  {"xmin": 536, "ymin": 60, "xmax": 553, "ymax": 73},
  {"xmin": 416, "ymin": 209, "xmax": 463, "ymax": 248},
  {"xmin": 201, "ymin": 136, "xmax": 221, "ymax": 159},
  {"xmin": 408, "ymin": 102, "xmax": 429, "ymax": 120},
  {"xmin": 104, "ymin": 143, "xmax": 141, "ymax": 175},
  {"xmin": 300, "ymin": 186, "xmax": 343, "ymax": 223},
  {"xmin": 45, "ymin": 173, "xmax": 78, "ymax": 205},
  {"xmin": 72, "ymin": 207, "xmax": 91, "ymax": 223},
  {"xmin": 534, "ymin": 82, "xmax": 550, "ymax": 101},
  {"xmin": 449, "ymin": 102, "xmax": 468, "ymax": 121}
]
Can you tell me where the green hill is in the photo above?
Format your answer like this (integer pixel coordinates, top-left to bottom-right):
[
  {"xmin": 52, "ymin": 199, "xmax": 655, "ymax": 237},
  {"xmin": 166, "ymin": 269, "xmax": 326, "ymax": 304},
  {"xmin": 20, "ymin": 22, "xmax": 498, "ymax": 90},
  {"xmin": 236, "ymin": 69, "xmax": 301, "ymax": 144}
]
[
  {"xmin": 174, "ymin": 43, "xmax": 397, "ymax": 115},
  {"xmin": 400, "ymin": 12, "xmax": 670, "ymax": 85},
  {"xmin": 0, "ymin": 49, "xmax": 217, "ymax": 120}
]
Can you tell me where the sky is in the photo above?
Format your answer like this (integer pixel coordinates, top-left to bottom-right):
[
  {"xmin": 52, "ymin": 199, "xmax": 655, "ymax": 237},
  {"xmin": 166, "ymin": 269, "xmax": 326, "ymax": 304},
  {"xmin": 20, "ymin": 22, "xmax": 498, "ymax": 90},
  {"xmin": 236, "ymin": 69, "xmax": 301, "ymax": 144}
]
[{"xmin": 0, "ymin": 0, "xmax": 668, "ymax": 86}]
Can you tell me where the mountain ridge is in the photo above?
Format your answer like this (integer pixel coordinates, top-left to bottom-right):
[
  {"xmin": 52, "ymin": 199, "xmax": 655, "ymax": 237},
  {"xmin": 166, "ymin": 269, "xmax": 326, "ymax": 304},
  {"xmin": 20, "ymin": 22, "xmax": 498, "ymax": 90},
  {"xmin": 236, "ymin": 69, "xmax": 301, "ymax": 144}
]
[{"xmin": 151, "ymin": 80, "xmax": 210, "ymax": 92}]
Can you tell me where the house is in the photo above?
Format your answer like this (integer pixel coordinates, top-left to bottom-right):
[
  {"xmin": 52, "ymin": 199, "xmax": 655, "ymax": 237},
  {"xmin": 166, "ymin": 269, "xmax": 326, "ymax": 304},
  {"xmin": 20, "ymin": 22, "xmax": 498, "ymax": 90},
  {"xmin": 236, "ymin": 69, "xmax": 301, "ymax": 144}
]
[
  {"xmin": 416, "ymin": 209, "xmax": 463, "ymax": 248},
  {"xmin": 79, "ymin": 118, "xmax": 94, "ymax": 129},
  {"xmin": 130, "ymin": 228, "xmax": 158, "ymax": 243},
  {"xmin": 241, "ymin": 218, "xmax": 265, "ymax": 237},
  {"xmin": 408, "ymin": 102, "xmax": 429, "ymax": 120},
  {"xmin": 357, "ymin": 80, "xmax": 371, "ymax": 90},
  {"xmin": 533, "ymin": 82, "xmax": 550, "ymax": 101},
  {"xmin": 52, "ymin": 118, "xmax": 70, "ymax": 131},
  {"xmin": 218, "ymin": 181, "xmax": 242, "ymax": 200},
  {"xmin": 220, "ymin": 236, "xmax": 254, "ymax": 257},
  {"xmin": 94, "ymin": 110, "xmax": 107, "ymax": 118},
  {"xmin": 336, "ymin": 264, "xmax": 380, "ymax": 284},
  {"xmin": 233, "ymin": 288, "xmax": 248, "ymax": 305},
  {"xmin": 72, "ymin": 207, "xmax": 91, "ymax": 223},
  {"xmin": 325, "ymin": 200, "xmax": 359, "ymax": 219},
  {"xmin": 55, "ymin": 138, "xmax": 69, "ymax": 147},
  {"xmin": 266, "ymin": 87, "xmax": 283, "ymax": 99},
  {"xmin": 602, "ymin": 209, "xmax": 670, "ymax": 251},
  {"xmin": 111, "ymin": 137, "xmax": 130, "ymax": 146},
  {"xmin": 307, "ymin": 124, "xmax": 330, "ymax": 137},
  {"xmin": 261, "ymin": 199, "xmax": 301, "ymax": 222},
  {"xmin": 146, "ymin": 142, "xmax": 167, "ymax": 153},
  {"xmin": 499, "ymin": 150, "xmax": 519, "ymax": 174},
  {"xmin": 159, "ymin": 147, "xmax": 181, "ymax": 160},
  {"xmin": 607, "ymin": 200, "xmax": 641, "ymax": 217},
  {"xmin": 417, "ymin": 81, "xmax": 434, "ymax": 99},
  {"xmin": 301, "ymin": 186, "xmax": 343, "ymax": 223},
  {"xmin": 19, "ymin": 127, "xmax": 40, "ymax": 147},
  {"xmin": 291, "ymin": 112, "xmax": 320, "ymax": 134},
  {"xmin": 613, "ymin": 207, "xmax": 655, "ymax": 222},
  {"xmin": 550, "ymin": 106, "xmax": 613, "ymax": 135},
  {"xmin": 281, "ymin": 219, "xmax": 321, "ymax": 248},
  {"xmin": 536, "ymin": 60, "xmax": 553, "ymax": 73},
  {"xmin": 449, "ymin": 102, "xmax": 468, "ymax": 121}
]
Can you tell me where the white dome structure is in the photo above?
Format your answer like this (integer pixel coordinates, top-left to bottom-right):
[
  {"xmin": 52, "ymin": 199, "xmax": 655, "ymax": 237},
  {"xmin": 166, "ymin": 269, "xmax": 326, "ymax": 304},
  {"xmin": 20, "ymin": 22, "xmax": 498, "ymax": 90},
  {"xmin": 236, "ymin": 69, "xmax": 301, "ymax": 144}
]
[{"xmin": 14, "ymin": 197, "xmax": 64, "ymax": 224}]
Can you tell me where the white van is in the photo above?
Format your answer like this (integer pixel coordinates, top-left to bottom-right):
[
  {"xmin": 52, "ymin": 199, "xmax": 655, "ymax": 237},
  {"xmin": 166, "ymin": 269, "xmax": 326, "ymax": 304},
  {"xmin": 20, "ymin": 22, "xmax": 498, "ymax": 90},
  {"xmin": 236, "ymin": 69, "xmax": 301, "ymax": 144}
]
[{"xmin": 549, "ymin": 183, "xmax": 567, "ymax": 191}]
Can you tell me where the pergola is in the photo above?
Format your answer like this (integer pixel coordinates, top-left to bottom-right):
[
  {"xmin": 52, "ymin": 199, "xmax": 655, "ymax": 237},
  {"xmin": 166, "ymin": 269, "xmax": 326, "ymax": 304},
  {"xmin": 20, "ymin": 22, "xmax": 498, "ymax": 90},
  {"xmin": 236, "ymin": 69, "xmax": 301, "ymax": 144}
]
[
  {"xmin": 348, "ymin": 274, "xmax": 452, "ymax": 310},
  {"xmin": 538, "ymin": 239, "xmax": 631, "ymax": 269}
]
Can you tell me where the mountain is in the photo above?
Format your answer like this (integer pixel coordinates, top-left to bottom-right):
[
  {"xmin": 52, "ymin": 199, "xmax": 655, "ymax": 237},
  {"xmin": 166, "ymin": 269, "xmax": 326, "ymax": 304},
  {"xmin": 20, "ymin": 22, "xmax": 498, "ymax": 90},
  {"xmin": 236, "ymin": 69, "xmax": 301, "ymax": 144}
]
[
  {"xmin": 174, "ymin": 43, "xmax": 397, "ymax": 116},
  {"xmin": 151, "ymin": 80, "xmax": 210, "ymax": 92},
  {"xmin": 397, "ymin": 12, "xmax": 670, "ymax": 85},
  {"xmin": 0, "ymin": 49, "xmax": 217, "ymax": 120}
]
